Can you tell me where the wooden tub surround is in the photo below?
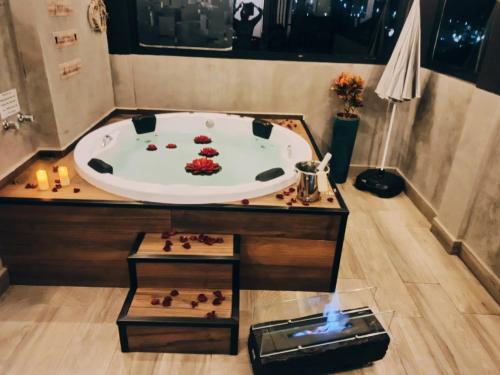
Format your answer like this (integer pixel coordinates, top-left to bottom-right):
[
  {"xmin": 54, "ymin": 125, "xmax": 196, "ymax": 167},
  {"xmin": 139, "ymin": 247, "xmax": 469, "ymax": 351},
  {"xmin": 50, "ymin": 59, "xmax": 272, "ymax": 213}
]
[{"xmin": 0, "ymin": 112, "xmax": 349, "ymax": 294}]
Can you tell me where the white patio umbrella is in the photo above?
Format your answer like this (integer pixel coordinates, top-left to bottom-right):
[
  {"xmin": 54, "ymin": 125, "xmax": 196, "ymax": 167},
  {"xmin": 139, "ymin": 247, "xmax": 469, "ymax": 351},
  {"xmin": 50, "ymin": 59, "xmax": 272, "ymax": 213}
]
[{"xmin": 355, "ymin": 0, "xmax": 421, "ymax": 198}]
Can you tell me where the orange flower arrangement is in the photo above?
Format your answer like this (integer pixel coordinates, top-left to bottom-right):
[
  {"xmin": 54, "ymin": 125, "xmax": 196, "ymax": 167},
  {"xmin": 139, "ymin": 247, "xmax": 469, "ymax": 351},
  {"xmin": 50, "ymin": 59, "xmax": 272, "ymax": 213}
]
[{"xmin": 330, "ymin": 72, "xmax": 364, "ymax": 118}]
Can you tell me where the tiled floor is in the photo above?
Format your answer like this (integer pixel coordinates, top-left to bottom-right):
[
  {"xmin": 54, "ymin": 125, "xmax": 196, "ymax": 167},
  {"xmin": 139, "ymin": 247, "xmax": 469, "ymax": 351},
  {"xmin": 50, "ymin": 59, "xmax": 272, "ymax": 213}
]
[{"xmin": 0, "ymin": 179, "xmax": 498, "ymax": 374}]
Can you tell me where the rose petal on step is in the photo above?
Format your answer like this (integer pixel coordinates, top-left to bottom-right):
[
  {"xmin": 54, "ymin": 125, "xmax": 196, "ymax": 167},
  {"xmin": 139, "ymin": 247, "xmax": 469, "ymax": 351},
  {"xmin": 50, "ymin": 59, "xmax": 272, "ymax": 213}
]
[{"xmin": 197, "ymin": 293, "xmax": 208, "ymax": 303}]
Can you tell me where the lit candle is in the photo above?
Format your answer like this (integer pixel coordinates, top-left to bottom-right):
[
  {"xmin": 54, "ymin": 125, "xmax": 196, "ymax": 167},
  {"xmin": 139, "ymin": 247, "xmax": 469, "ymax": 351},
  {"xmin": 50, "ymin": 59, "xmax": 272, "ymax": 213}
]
[
  {"xmin": 58, "ymin": 166, "xmax": 70, "ymax": 186},
  {"xmin": 36, "ymin": 169, "xmax": 49, "ymax": 191}
]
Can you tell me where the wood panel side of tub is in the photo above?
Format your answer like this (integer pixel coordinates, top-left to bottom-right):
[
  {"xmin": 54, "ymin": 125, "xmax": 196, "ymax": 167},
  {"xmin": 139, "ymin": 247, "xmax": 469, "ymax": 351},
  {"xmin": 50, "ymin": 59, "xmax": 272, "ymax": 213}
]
[
  {"xmin": 240, "ymin": 237, "xmax": 337, "ymax": 291},
  {"xmin": 0, "ymin": 204, "xmax": 343, "ymax": 290},
  {"xmin": 170, "ymin": 209, "xmax": 342, "ymax": 241},
  {"xmin": 0, "ymin": 204, "xmax": 171, "ymax": 286}
]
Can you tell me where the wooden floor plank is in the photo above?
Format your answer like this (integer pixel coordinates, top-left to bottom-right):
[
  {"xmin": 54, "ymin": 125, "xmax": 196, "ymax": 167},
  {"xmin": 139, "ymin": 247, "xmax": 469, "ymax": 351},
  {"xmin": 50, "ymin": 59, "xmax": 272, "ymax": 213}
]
[
  {"xmin": 464, "ymin": 314, "xmax": 500, "ymax": 370},
  {"xmin": 407, "ymin": 283, "xmax": 498, "ymax": 374},
  {"xmin": 409, "ymin": 227, "xmax": 500, "ymax": 314},
  {"xmin": 346, "ymin": 228, "xmax": 421, "ymax": 317},
  {"xmin": 391, "ymin": 317, "xmax": 460, "ymax": 375}
]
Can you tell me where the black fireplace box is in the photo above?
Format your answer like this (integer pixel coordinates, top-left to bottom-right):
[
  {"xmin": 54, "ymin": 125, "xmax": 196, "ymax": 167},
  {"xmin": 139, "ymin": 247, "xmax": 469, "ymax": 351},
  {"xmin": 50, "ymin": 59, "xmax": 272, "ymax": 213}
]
[{"xmin": 248, "ymin": 307, "xmax": 390, "ymax": 375}]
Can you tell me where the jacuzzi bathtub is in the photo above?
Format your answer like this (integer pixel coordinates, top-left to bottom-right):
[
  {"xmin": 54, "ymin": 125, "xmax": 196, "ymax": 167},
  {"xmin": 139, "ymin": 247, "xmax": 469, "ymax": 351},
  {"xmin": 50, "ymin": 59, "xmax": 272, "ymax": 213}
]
[{"xmin": 74, "ymin": 112, "xmax": 312, "ymax": 204}]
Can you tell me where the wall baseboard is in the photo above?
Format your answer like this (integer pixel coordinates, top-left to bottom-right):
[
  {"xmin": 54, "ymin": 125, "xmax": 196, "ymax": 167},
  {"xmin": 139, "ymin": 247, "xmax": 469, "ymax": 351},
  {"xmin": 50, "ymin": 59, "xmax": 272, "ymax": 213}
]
[
  {"xmin": 459, "ymin": 241, "xmax": 500, "ymax": 303},
  {"xmin": 430, "ymin": 217, "xmax": 462, "ymax": 255},
  {"xmin": 0, "ymin": 267, "xmax": 9, "ymax": 297}
]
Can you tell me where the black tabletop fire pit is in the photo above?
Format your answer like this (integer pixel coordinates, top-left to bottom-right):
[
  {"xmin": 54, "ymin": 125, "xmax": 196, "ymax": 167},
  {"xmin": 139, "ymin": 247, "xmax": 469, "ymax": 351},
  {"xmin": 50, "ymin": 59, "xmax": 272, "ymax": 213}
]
[{"xmin": 248, "ymin": 307, "xmax": 390, "ymax": 375}]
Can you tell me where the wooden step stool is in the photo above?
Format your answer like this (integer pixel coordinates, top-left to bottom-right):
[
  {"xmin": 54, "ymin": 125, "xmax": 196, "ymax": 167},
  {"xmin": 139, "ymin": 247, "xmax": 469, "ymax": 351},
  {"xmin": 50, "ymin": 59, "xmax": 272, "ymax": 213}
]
[{"xmin": 117, "ymin": 233, "xmax": 240, "ymax": 354}]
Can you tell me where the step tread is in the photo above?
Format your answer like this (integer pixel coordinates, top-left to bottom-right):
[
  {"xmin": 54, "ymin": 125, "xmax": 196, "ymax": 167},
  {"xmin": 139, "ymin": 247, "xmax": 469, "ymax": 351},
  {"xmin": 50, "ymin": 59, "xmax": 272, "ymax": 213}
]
[
  {"xmin": 128, "ymin": 287, "xmax": 233, "ymax": 319},
  {"xmin": 136, "ymin": 233, "xmax": 234, "ymax": 258}
]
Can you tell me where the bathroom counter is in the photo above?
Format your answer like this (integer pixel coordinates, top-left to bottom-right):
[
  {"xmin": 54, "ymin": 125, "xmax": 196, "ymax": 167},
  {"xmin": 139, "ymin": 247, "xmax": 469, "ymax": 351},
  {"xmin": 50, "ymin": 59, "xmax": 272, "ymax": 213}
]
[{"xmin": 0, "ymin": 113, "xmax": 348, "ymax": 292}]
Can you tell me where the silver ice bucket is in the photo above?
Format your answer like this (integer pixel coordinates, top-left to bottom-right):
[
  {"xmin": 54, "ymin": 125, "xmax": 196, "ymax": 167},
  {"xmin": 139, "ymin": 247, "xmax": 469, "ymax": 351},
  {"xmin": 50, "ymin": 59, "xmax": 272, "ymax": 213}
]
[{"xmin": 295, "ymin": 160, "xmax": 330, "ymax": 203}]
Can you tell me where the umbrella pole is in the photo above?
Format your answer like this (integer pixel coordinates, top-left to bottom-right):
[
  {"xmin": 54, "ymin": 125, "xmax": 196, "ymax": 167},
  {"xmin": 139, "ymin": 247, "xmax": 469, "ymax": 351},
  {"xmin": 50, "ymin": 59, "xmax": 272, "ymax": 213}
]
[{"xmin": 380, "ymin": 101, "xmax": 397, "ymax": 171}]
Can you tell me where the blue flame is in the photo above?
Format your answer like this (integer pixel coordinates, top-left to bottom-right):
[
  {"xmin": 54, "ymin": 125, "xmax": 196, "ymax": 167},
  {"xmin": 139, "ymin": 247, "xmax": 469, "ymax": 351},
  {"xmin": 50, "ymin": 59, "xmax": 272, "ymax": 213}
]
[{"xmin": 291, "ymin": 294, "xmax": 351, "ymax": 337}]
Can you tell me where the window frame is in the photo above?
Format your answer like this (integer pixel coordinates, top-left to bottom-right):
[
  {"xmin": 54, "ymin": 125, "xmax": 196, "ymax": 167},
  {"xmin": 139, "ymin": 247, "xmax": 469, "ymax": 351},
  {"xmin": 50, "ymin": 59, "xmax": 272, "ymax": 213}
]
[{"xmin": 108, "ymin": 0, "xmax": 410, "ymax": 65}]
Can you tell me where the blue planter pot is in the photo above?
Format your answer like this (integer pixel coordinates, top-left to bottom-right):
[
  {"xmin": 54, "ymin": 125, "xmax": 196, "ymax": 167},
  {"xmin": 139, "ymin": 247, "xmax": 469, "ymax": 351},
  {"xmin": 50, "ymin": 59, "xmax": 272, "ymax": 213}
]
[{"xmin": 330, "ymin": 115, "xmax": 359, "ymax": 183}]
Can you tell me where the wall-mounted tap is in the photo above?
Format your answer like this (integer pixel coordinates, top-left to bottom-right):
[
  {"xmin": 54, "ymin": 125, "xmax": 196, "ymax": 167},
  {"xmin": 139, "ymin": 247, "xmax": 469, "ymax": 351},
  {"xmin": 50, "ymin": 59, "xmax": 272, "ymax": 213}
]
[
  {"xmin": 2, "ymin": 120, "xmax": 20, "ymax": 131},
  {"xmin": 17, "ymin": 113, "xmax": 34, "ymax": 123}
]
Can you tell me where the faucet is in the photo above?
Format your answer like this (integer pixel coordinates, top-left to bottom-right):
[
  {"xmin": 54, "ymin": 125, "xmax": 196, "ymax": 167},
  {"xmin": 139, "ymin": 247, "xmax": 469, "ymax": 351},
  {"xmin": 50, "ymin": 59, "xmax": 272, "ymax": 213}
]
[
  {"xmin": 17, "ymin": 113, "xmax": 34, "ymax": 123},
  {"xmin": 2, "ymin": 120, "xmax": 19, "ymax": 131}
]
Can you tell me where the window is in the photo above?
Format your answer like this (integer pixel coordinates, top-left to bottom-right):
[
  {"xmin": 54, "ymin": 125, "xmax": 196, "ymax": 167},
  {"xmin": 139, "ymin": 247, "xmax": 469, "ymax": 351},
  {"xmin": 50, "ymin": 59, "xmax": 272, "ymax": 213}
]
[
  {"xmin": 133, "ymin": 0, "xmax": 397, "ymax": 60},
  {"xmin": 136, "ymin": 0, "xmax": 234, "ymax": 50},
  {"xmin": 431, "ymin": 0, "xmax": 496, "ymax": 77}
]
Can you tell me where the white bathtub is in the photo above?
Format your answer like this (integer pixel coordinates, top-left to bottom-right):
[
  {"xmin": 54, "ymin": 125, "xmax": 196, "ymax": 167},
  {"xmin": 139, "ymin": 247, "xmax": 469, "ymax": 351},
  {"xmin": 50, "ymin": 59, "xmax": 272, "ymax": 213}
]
[{"xmin": 74, "ymin": 112, "xmax": 312, "ymax": 204}]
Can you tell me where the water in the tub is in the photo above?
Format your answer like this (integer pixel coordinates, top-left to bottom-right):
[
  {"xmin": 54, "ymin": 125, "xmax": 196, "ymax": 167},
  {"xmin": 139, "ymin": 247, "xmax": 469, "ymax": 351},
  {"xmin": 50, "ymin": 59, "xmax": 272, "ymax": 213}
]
[{"xmin": 97, "ymin": 128, "xmax": 285, "ymax": 186}]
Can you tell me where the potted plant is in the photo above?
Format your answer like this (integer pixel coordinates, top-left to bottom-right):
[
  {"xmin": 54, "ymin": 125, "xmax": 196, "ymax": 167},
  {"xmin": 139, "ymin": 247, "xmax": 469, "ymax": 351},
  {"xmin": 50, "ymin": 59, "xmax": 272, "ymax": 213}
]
[{"xmin": 329, "ymin": 72, "xmax": 364, "ymax": 183}]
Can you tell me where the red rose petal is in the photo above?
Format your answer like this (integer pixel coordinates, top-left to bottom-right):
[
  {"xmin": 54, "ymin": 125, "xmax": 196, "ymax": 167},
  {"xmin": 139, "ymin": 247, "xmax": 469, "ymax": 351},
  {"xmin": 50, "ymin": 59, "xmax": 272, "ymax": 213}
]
[
  {"xmin": 198, "ymin": 147, "xmax": 219, "ymax": 157},
  {"xmin": 241, "ymin": 198, "xmax": 250, "ymax": 205},
  {"xmin": 146, "ymin": 144, "xmax": 157, "ymax": 151},
  {"xmin": 166, "ymin": 143, "xmax": 177, "ymax": 149},
  {"xmin": 197, "ymin": 293, "xmax": 208, "ymax": 303},
  {"xmin": 288, "ymin": 187, "xmax": 296, "ymax": 193},
  {"xmin": 162, "ymin": 296, "xmax": 172, "ymax": 307},
  {"xmin": 54, "ymin": 179, "xmax": 61, "ymax": 184},
  {"xmin": 179, "ymin": 235, "xmax": 188, "ymax": 243},
  {"xmin": 302, "ymin": 202, "xmax": 310, "ymax": 206},
  {"xmin": 170, "ymin": 289, "xmax": 179, "ymax": 297},
  {"xmin": 189, "ymin": 235, "xmax": 198, "ymax": 241},
  {"xmin": 55, "ymin": 184, "xmax": 62, "ymax": 189},
  {"xmin": 161, "ymin": 232, "xmax": 170, "ymax": 239},
  {"xmin": 206, "ymin": 311, "xmax": 217, "ymax": 319},
  {"xmin": 163, "ymin": 244, "xmax": 172, "ymax": 252},
  {"xmin": 151, "ymin": 298, "xmax": 160, "ymax": 305},
  {"xmin": 327, "ymin": 197, "xmax": 334, "ymax": 203},
  {"xmin": 286, "ymin": 201, "xmax": 292, "ymax": 206},
  {"xmin": 276, "ymin": 194, "xmax": 284, "ymax": 199},
  {"xmin": 191, "ymin": 301, "xmax": 199, "ymax": 308},
  {"xmin": 213, "ymin": 290, "xmax": 223, "ymax": 298},
  {"xmin": 52, "ymin": 187, "xmax": 58, "ymax": 192},
  {"xmin": 185, "ymin": 157, "xmax": 221, "ymax": 175},
  {"xmin": 52, "ymin": 166, "xmax": 59, "ymax": 173},
  {"xmin": 73, "ymin": 188, "xmax": 80, "ymax": 193},
  {"xmin": 182, "ymin": 242, "xmax": 191, "ymax": 249},
  {"xmin": 194, "ymin": 135, "xmax": 212, "ymax": 144},
  {"xmin": 213, "ymin": 298, "xmax": 222, "ymax": 306}
]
